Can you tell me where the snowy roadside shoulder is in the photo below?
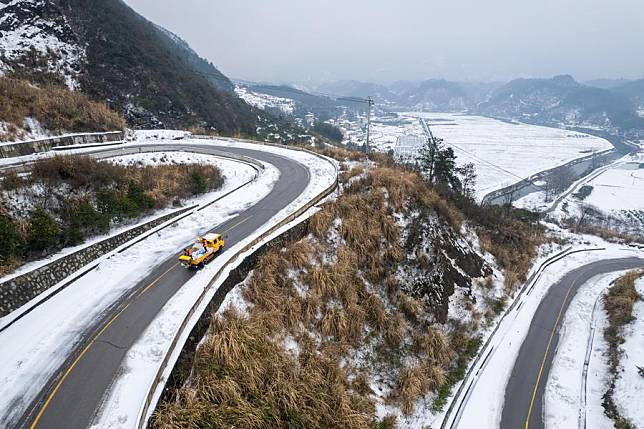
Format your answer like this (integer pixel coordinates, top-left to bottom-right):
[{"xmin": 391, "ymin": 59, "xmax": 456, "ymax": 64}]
[
  {"xmin": 91, "ymin": 144, "xmax": 337, "ymax": 429},
  {"xmin": 0, "ymin": 157, "xmax": 278, "ymax": 428},
  {"xmin": 449, "ymin": 240, "xmax": 642, "ymax": 429},
  {"xmin": 544, "ymin": 271, "xmax": 626, "ymax": 429},
  {"xmin": 613, "ymin": 276, "xmax": 644, "ymax": 428},
  {"xmin": 0, "ymin": 152, "xmax": 257, "ymax": 285}
]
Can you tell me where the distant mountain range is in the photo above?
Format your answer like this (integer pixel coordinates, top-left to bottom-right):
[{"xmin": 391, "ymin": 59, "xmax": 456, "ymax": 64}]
[
  {"xmin": 267, "ymin": 76, "xmax": 644, "ymax": 135},
  {"xmin": 477, "ymin": 75, "xmax": 644, "ymax": 132}
]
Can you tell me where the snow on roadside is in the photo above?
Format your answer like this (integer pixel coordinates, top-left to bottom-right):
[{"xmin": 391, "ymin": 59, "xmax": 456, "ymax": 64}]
[
  {"xmin": 0, "ymin": 155, "xmax": 278, "ymax": 427},
  {"xmin": 0, "ymin": 153, "xmax": 256, "ymax": 286},
  {"xmin": 130, "ymin": 130, "xmax": 189, "ymax": 141},
  {"xmin": 92, "ymin": 140, "xmax": 337, "ymax": 429},
  {"xmin": 544, "ymin": 272, "xmax": 625, "ymax": 429},
  {"xmin": 613, "ymin": 276, "xmax": 644, "ymax": 428},
  {"xmin": 452, "ymin": 236, "xmax": 642, "ymax": 429}
]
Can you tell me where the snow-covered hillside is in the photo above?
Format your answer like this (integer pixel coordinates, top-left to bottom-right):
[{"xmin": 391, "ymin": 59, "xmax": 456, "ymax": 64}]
[
  {"xmin": 0, "ymin": 0, "xmax": 84, "ymax": 88},
  {"xmin": 235, "ymin": 85, "xmax": 295, "ymax": 115}
]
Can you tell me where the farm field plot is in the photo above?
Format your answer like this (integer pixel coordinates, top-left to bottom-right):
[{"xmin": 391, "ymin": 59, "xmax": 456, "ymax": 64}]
[
  {"xmin": 584, "ymin": 163, "xmax": 644, "ymax": 212},
  {"xmin": 404, "ymin": 113, "xmax": 613, "ymax": 199}
]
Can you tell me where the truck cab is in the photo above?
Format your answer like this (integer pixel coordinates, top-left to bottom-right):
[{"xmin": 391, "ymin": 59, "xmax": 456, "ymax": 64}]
[{"xmin": 179, "ymin": 233, "xmax": 225, "ymax": 268}]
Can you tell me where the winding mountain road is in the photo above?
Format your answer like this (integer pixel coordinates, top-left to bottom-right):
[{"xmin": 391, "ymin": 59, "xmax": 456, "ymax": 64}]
[
  {"xmin": 500, "ymin": 257, "xmax": 644, "ymax": 429},
  {"xmin": 2, "ymin": 142, "xmax": 319, "ymax": 429}
]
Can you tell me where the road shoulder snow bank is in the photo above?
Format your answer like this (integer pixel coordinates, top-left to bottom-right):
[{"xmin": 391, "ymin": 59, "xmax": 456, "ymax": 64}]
[{"xmin": 544, "ymin": 272, "xmax": 625, "ymax": 429}]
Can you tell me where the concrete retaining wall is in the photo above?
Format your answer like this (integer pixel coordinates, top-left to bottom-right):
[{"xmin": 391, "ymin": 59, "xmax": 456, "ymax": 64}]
[
  {"xmin": 0, "ymin": 206, "xmax": 191, "ymax": 318},
  {"xmin": 0, "ymin": 131, "xmax": 124, "ymax": 158}
]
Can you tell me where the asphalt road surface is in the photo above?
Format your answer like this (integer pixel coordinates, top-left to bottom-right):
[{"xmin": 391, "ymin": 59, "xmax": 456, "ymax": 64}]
[
  {"xmin": 501, "ymin": 257, "xmax": 644, "ymax": 429},
  {"xmin": 12, "ymin": 142, "xmax": 313, "ymax": 429}
]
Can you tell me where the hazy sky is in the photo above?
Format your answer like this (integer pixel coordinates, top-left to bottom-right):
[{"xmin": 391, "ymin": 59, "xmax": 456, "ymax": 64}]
[{"xmin": 124, "ymin": 0, "xmax": 644, "ymax": 84}]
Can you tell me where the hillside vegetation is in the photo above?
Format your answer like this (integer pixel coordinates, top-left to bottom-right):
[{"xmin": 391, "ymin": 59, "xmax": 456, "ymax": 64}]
[
  {"xmin": 0, "ymin": 155, "xmax": 222, "ymax": 275},
  {"xmin": 57, "ymin": 0, "xmax": 263, "ymax": 135},
  {"xmin": 602, "ymin": 270, "xmax": 644, "ymax": 429},
  {"xmin": 152, "ymin": 148, "xmax": 547, "ymax": 428},
  {"xmin": 0, "ymin": 76, "xmax": 126, "ymax": 141}
]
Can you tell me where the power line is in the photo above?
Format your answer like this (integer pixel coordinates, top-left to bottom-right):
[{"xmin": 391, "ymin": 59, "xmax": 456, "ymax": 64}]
[{"xmin": 418, "ymin": 118, "xmax": 552, "ymax": 195}]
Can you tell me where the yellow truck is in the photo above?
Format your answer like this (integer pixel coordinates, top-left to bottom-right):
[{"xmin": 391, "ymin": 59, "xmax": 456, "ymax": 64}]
[{"xmin": 179, "ymin": 233, "xmax": 225, "ymax": 268}]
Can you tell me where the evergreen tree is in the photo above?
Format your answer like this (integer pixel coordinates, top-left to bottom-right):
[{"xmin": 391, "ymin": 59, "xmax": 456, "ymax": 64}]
[
  {"xmin": 0, "ymin": 214, "xmax": 24, "ymax": 261},
  {"xmin": 418, "ymin": 137, "xmax": 477, "ymax": 197},
  {"xmin": 28, "ymin": 208, "xmax": 60, "ymax": 251}
]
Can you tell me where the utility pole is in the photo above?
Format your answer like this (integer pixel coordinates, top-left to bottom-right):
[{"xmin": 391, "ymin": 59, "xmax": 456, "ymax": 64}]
[
  {"xmin": 420, "ymin": 118, "xmax": 437, "ymax": 182},
  {"xmin": 364, "ymin": 96, "xmax": 374, "ymax": 153},
  {"xmin": 336, "ymin": 95, "xmax": 374, "ymax": 153}
]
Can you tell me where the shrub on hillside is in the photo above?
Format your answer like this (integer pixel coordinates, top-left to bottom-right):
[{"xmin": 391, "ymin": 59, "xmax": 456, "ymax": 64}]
[
  {"xmin": 62, "ymin": 200, "xmax": 111, "ymax": 245},
  {"xmin": 0, "ymin": 214, "xmax": 25, "ymax": 263},
  {"xmin": 28, "ymin": 208, "xmax": 60, "ymax": 252},
  {"xmin": 313, "ymin": 122, "xmax": 344, "ymax": 142}
]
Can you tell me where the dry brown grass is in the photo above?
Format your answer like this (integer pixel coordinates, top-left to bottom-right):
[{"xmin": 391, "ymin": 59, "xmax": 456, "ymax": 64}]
[
  {"xmin": 604, "ymin": 270, "xmax": 643, "ymax": 328},
  {"xmin": 340, "ymin": 165, "xmax": 365, "ymax": 183},
  {"xmin": 601, "ymin": 270, "xmax": 643, "ymax": 428},
  {"xmin": 151, "ymin": 308, "xmax": 375, "ymax": 429},
  {"xmin": 0, "ymin": 76, "xmax": 125, "ymax": 140},
  {"xmin": 308, "ymin": 144, "xmax": 366, "ymax": 162},
  {"xmin": 29, "ymin": 155, "xmax": 223, "ymax": 207},
  {"xmin": 154, "ymin": 161, "xmax": 498, "ymax": 425}
]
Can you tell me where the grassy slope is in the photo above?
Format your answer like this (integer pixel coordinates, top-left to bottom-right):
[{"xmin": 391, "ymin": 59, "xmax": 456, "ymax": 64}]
[
  {"xmin": 152, "ymin": 149, "xmax": 546, "ymax": 428},
  {"xmin": 0, "ymin": 76, "xmax": 126, "ymax": 141},
  {"xmin": 0, "ymin": 155, "xmax": 223, "ymax": 275}
]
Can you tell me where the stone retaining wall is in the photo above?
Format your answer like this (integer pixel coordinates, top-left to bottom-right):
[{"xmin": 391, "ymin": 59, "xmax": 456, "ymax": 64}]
[
  {"xmin": 0, "ymin": 206, "xmax": 191, "ymax": 317},
  {"xmin": 0, "ymin": 131, "xmax": 124, "ymax": 158}
]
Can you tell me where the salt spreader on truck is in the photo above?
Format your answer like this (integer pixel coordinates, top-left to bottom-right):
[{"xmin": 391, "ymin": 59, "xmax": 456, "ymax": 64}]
[{"xmin": 179, "ymin": 233, "xmax": 225, "ymax": 268}]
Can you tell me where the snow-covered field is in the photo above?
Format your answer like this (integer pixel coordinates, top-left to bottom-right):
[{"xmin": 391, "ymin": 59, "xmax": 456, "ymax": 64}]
[
  {"xmin": 407, "ymin": 113, "xmax": 613, "ymax": 200},
  {"xmin": 539, "ymin": 151, "xmax": 644, "ymax": 235},
  {"xmin": 339, "ymin": 112, "xmax": 612, "ymax": 200},
  {"xmin": 584, "ymin": 160, "xmax": 644, "ymax": 213}
]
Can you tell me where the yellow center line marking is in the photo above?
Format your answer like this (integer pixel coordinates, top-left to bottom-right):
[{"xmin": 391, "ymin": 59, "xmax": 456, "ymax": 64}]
[
  {"xmin": 31, "ymin": 215, "xmax": 253, "ymax": 427},
  {"xmin": 524, "ymin": 272, "xmax": 583, "ymax": 429},
  {"xmin": 222, "ymin": 216, "xmax": 251, "ymax": 234},
  {"xmin": 138, "ymin": 262, "xmax": 179, "ymax": 297},
  {"xmin": 29, "ymin": 262, "xmax": 180, "ymax": 429}
]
